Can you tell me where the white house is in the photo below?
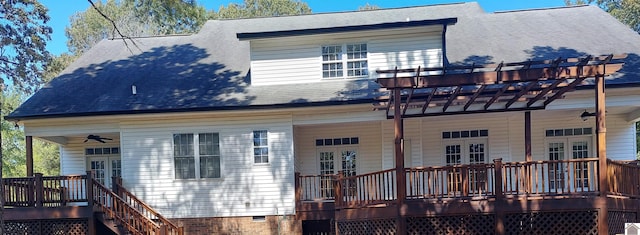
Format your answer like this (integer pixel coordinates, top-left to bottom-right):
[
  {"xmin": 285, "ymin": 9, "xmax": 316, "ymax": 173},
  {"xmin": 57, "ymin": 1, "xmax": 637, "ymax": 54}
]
[{"xmin": 6, "ymin": 2, "xmax": 640, "ymax": 234}]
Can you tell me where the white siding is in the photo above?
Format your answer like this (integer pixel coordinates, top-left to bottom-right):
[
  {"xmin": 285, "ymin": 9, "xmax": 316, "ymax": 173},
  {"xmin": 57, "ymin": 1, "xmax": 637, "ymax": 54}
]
[
  {"xmin": 118, "ymin": 115, "xmax": 295, "ymax": 218},
  {"xmin": 420, "ymin": 113, "xmax": 516, "ymax": 166},
  {"xmin": 250, "ymin": 28, "xmax": 442, "ymax": 85},
  {"xmin": 60, "ymin": 138, "xmax": 88, "ymax": 175},
  {"xmin": 295, "ymin": 121, "xmax": 382, "ymax": 176}
]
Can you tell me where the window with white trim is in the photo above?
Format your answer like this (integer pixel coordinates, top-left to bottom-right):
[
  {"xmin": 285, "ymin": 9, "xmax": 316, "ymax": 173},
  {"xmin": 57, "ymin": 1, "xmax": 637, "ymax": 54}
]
[
  {"xmin": 545, "ymin": 128, "xmax": 593, "ymax": 190},
  {"xmin": 253, "ymin": 130, "xmax": 269, "ymax": 164},
  {"xmin": 322, "ymin": 43, "xmax": 368, "ymax": 78},
  {"xmin": 173, "ymin": 133, "xmax": 221, "ymax": 179}
]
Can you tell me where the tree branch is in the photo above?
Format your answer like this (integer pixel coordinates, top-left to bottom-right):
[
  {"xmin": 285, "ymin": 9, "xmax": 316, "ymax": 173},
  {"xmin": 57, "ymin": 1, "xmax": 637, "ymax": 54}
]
[{"xmin": 87, "ymin": 0, "xmax": 141, "ymax": 54}]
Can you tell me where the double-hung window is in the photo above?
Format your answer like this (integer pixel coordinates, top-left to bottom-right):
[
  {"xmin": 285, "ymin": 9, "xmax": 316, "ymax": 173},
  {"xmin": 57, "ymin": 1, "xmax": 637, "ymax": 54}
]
[
  {"xmin": 174, "ymin": 133, "xmax": 221, "ymax": 179},
  {"xmin": 253, "ymin": 130, "xmax": 269, "ymax": 164},
  {"xmin": 322, "ymin": 43, "xmax": 368, "ymax": 79}
]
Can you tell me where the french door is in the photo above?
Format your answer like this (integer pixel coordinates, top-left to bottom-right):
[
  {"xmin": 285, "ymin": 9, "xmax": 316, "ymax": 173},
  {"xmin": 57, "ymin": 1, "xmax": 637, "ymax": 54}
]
[
  {"xmin": 318, "ymin": 148, "xmax": 357, "ymax": 198},
  {"xmin": 546, "ymin": 137, "xmax": 592, "ymax": 191},
  {"xmin": 88, "ymin": 156, "xmax": 122, "ymax": 188},
  {"xmin": 443, "ymin": 139, "xmax": 488, "ymax": 194}
]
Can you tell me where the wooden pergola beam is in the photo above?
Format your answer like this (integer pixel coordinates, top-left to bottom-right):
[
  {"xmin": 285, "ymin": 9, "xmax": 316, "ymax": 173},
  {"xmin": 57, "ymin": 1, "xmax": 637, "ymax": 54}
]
[
  {"xmin": 377, "ymin": 63, "xmax": 623, "ymax": 89},
  {"xmin": 463, "ymin": 85, "xmax": 486, "ymax": 111},
  {"xmin": 526, "ymin": 79, "xmax": 565, "ymax": 107},
  {"xmin": 484, "ymin": 84, "xmax": 510, "ymax": 110},
  {"xmin": 443, "ymin": 86, "xmax": 462, "ymax": 112},
  {"xmin": 505, "ymin": 82, "xmax": 538, "ymax": 108}
]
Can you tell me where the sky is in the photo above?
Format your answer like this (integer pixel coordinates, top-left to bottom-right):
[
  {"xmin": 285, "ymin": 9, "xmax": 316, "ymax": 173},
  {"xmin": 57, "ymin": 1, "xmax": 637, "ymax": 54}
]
[{"xmin": 39, "ymin": 0, "xmax": 569, "ymax": 56}]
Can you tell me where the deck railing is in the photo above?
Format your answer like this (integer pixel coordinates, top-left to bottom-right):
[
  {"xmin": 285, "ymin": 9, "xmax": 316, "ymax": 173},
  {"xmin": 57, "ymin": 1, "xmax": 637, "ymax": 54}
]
[
  {"xmin": 502, "ymin": 158, "xmax": 599, "ymax": 196},
  {"xmin": 337, "ymin": 169, "xmax": 397, "ymax": 209},
  {"xmin": 112, "ymin": 177, "xmax": 183, "ymax": 235},
  {"xmin": 406, "ymin": 163, "xmax": 496, "ymax": 199},
  {"xmin": 296, "ymin": 158, "xmax": 640, "ymax": 209},
  {"xmin": 92, "ymin": 178, "xmax": 162, "ymax": 235},
  {"xmin": 3, "ymin": 174, "xmax": 87, "ymax": 207},
  {"xmin": 607, "ymin": 159, "xmax": 640, "ymax": 198},
  {"xmin": 296, "ymin": 174, "xmax": 336, "ymax": 201}
]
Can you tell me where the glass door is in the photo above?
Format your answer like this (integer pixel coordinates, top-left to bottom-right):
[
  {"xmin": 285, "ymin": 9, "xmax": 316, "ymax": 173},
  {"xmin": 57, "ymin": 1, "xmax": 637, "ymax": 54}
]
[{"xmin": 318, "ymin": 147, "xmax": 358, "ymax": 198}]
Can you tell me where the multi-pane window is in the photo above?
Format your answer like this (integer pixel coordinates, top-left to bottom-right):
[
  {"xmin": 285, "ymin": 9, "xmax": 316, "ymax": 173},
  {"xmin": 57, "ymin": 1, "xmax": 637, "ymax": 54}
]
[
  {"xmin": 173, "ymin": 133, "xmax": 221, "ymax": 179},
  {"xmin": 322, "ymin": 43, "xmax": 368, "ymax": 78},
  {"xmin": 253, "ymin": 130, "xmax": 269, "ymax": 164},
  {"xmin": 199, "ymin": 133, "xmax": 221, "ymax": 178}
]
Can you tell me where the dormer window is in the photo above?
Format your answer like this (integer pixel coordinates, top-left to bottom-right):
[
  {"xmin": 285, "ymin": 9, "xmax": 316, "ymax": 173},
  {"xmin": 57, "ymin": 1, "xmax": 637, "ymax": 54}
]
[{"xmin": 322, "ymin": 43, "xmax": 368, "ymax": 79}]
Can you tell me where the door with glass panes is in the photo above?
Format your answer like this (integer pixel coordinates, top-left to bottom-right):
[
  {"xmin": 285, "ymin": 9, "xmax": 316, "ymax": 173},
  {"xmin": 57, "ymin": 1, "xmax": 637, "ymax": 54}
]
[
  {"xmin": 443, "ymin": 139, "xmax": 488, "ymax": 194},
  {"xmin": 318, "ymin": 148, "xmax": 357, "ymax": 199},
  {"xmin": 546, "ymin": 137, "xmax": 592, "ymax": 191},
  {"xmin": 86, "ymin": 147, "xmax": 121, "ymax": 188}
]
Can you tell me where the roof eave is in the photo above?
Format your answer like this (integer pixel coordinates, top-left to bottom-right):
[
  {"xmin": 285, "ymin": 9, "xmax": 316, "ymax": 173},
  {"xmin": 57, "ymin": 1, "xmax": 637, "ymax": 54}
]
[
  {"xmin": 236, "ymin": 18, "xmax": 458, "ymax": 40},
  {"xmin": 4, "ymin": 99, "xmax": 375, "ymax": 121}
]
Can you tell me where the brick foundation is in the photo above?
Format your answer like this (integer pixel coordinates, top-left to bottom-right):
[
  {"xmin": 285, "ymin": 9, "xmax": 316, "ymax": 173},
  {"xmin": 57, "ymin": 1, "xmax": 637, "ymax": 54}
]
[{"xmin": 172, "ymin": 215, "xmax": 302, "ymax": 235}]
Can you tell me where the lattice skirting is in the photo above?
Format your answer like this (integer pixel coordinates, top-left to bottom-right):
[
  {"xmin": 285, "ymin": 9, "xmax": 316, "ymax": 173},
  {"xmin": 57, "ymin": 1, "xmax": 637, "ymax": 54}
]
[
  {"xmin": 608, "ymin": 211, "xmax": 637, "ymax": 235},
  {"xmin": 4, "ymin": 219, "xmax": 88, "ymax": 235},
  {"xmin": 504, "ymin": 211, "xmax": 598, "ymax": 235},
  {"xmin": 337, "ymin": 218, "xmax": 395, "ymax": 235},
  {"xmin": 407, "ymin": 214, "xmax": 495, "ymax": 235}
]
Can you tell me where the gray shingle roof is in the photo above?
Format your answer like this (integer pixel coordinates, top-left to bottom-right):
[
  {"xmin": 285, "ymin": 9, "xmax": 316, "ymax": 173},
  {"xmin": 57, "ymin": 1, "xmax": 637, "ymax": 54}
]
[{"xmin": 7, "ymin": 2, "xmax": 640, "ymax": 120}]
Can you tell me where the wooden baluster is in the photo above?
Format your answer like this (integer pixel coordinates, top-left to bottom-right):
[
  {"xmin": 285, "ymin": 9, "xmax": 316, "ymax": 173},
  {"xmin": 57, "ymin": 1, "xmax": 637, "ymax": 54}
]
[
  {"xmin": 462, "ymin": 165, "xmax": 469, "ymax": 197},
  {"xmin": 35, "ymin": 173, "xmax": 44, "ymax": 208},
  {"xmin": 294, "ymin": 172, "xmax": 301, "ymax": 209},
  {"xmin": 334, "ymin": 171, "xmax": 343, "ymax": 209},
  {"xmin": 494, "ymin": 159, "xmax": 504, "ymax": 200},
  {"xmin": 86, "ymin": 171, "xmax": 94, "ymax": 207}
]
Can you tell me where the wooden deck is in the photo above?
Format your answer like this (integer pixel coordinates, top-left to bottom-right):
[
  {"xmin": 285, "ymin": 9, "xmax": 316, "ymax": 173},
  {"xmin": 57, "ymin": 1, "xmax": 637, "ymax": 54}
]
[
  {"xmin": 2, "ymin": 173, "xmax": 183, "ymax": 235},
  {"xmin": 296, "ymin": 158, "xmax": 640, "ymax": 234}
]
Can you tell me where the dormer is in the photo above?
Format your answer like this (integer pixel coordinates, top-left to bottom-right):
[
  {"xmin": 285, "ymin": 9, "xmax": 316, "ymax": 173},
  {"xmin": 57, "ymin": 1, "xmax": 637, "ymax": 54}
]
[{"xmin": 238, "ymin": 17, "xmax": 457, "ymax": 86}]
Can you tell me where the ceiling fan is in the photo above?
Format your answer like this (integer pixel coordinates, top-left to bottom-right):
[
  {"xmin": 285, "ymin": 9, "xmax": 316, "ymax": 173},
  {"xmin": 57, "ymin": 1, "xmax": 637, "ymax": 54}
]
[{"xmin": 84, "ymin": 135, "xmax": 113, "ymax": 143}]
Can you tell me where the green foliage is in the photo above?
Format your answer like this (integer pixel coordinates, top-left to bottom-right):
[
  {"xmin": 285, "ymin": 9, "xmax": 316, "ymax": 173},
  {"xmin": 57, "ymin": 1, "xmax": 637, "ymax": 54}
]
[
  {"xmin": 0, "ymin": 0, "xmax": 52, "ymax": 93},
  {"xmin": 129, "ymin": 0, "xmax": 207, "ymax": 35},
  {"xmin": 210, "ymin": 0, "xmax": 312, "ymax": 19},
  {"xmin": 66, "ymin": 0, "xmax": 207, "ymax": 55},
  {"xmin": 565, "ymin": 0, "xmax": 640, "ymax": 33},
  {"xmin": 1, "ymin": 88, "xmax": 59, "ymax": 177},
  {"xmin": 358, "ymin": 3, "xmax": 381, "ymax": 11},
  {"xmin": 43, "ymin": 53, "xmax": 78, "ymax": 83},
  {"xmin": 33, "ymin": 138, "xmax": 59, "ymax": 176},
  {"xmin": 1, "ymin": 89, "xmax": 26, "ymax": 177}
]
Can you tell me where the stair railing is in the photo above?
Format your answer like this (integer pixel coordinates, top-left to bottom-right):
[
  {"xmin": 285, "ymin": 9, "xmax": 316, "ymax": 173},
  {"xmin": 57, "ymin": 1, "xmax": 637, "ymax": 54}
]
[
  {"xmin": 112, "ymin": 176, "xmax": 183, "ymax": 235},
  {"xmin": 91, "ymin": 177, "xmax": 162, "ymax": 235}
]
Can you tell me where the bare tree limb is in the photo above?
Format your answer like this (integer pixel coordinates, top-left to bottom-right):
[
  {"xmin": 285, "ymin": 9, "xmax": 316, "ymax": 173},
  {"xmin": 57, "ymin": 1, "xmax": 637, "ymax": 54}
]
[{"xmin": 87, "ymin": 0, "xmax": 141, "ymax": 54}]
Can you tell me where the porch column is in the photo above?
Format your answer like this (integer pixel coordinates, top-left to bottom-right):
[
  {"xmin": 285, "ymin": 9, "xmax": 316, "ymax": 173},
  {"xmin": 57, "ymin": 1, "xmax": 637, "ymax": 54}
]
[
  {"xmin": 393, "ymin": 86, "xmax": 407, "ymax": 234},
  {"xmin": 524, "ymin": 111, "xmax": 532, "ymax": 194},
  {"xmin": 26, "ymin": 135, "xmax": 33, "ymax": 177},
  {"xmin": 524, "ymin": 111, "xmax": 532, "ymax": 162},
  {"xmin": 595, "ymin": 73, "xmax": 609, "ymax": 234}
]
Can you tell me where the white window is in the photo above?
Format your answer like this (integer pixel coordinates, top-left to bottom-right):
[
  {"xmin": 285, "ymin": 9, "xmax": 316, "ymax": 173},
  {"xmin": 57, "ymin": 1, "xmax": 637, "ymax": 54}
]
[
  {"xmin": 253, "ymin": 130, "xmax": 269, "ymax": 164},
  {"xmin": 173, "ymin": 133, "xmax": 221, "ymax": 179},
  {"xmin": 442, "ymin": 130, "xmax": 489, "ymax": 194},
  {"xmin": 321, "ymin": 43, "xmax": 368, "ymax": 79},
  {"xmin": 545, "ymin": 131, "xmax": 593, "ymax": 191}
]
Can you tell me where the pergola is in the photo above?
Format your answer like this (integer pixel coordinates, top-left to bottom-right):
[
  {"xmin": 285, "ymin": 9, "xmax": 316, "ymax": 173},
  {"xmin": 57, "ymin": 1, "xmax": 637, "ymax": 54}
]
[{"xmin": 375, "ymin": 54, "xmax": 626, "ymax": 234}]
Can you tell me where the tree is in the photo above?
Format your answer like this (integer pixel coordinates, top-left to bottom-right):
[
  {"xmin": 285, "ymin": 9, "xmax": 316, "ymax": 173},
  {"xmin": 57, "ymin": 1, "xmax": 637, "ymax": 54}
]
[
  {"xmin": 129, "ymin": 0, "xmax": 207, "ymax": 35},
  {"xmin": 210, "ymin": 0, "xmax": 312, "ymax": 19},
  {"xmin": 358, "ymin": 3, "xmax": 381, "ymax": 11},
  {"xmin": 0, "ymin": 0, "xmax": 52, "ymax": 92},
  {"xmin": 1, "ymin": 1, "xmax": 52, "ymax": 232},
  {"xmin": 565, "ymin": 0, "xmax": 640, "ymax": 33},
  {"xmin": 67, "ymin": 0, "xmax": 207, "ymax": 55}
]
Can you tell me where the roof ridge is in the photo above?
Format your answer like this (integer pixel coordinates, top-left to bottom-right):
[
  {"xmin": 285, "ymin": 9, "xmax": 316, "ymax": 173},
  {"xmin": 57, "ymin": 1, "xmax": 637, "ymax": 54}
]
[
  {"xmin": 493, "ymin": 4, "xmax": 589, "ymax": 14},
  {"xmin": 108, "ymin": 34, "xmax": 192, "ymax": 40},
  {"xmin": 209, "ymin": 2, "xmax": 471, "ymax": 22}
]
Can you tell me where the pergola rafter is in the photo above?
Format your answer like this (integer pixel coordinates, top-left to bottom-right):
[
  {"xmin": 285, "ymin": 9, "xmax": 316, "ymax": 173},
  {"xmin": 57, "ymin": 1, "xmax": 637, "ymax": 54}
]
[{"xmin": 375, "ymin": 54, "xmax": 625, "ymax": 118}]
